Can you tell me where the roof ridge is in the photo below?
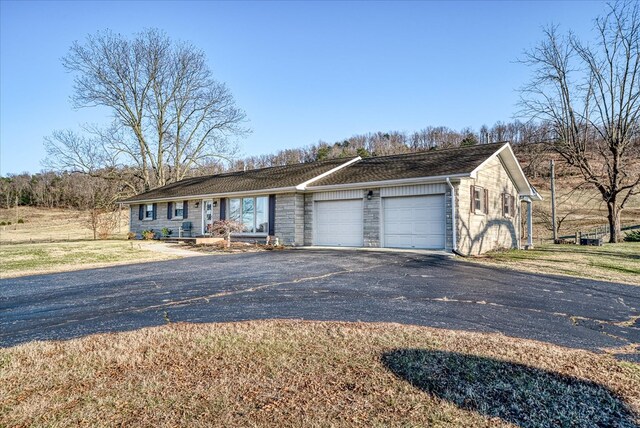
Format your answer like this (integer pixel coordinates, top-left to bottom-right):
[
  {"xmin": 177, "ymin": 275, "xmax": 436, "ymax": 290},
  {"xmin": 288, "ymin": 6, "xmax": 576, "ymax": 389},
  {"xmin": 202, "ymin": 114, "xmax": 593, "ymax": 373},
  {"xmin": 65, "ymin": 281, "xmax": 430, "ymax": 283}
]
[
  {"xmin": 184, "ymin": 156, "xmax": 359, "ymax": 181},
  {"xmin": 359, "ymin": 142, "xmax": 508, "ymax": 162}
]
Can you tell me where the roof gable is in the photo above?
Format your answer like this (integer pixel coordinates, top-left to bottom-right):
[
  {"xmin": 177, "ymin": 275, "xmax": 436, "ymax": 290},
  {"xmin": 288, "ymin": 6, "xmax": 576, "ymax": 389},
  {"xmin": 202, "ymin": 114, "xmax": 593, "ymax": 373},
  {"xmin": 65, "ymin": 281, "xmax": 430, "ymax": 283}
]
[{"xmin": 307, "ymin": 143, "xmax": 507, "ymax": 188}]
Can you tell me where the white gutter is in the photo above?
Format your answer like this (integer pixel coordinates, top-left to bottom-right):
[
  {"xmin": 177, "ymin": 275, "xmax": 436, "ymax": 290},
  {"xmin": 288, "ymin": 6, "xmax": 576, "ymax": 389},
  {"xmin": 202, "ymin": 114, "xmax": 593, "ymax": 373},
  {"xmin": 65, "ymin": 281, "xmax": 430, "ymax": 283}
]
[
  {"xmin": 121, "ymin": 186, "xmax": 299, "ymax": 204},
  {"xmin": 446, "ymin": 177, "xmax": 457, "ymax": 252},
  {"xmin": 306, "ymin": 173, "xmax": 470, "ymax": 192}
]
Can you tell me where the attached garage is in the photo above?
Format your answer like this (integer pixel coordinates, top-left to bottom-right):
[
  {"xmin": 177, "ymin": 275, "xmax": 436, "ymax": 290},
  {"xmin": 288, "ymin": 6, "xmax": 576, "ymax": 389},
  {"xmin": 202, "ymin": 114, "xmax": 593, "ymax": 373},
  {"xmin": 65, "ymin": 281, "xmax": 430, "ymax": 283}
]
[
  {"xmin": 315, "ymin": 199, "xmax": 363, "ymax": 246},
  {"xmin": 382, "ymin": 194, "xmax": 445, "ymax": 249}
]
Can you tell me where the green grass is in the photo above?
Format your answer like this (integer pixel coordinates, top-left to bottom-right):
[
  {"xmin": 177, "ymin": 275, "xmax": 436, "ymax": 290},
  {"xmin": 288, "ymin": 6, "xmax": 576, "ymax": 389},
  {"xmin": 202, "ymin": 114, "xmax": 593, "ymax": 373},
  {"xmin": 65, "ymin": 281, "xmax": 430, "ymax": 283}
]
[
  {"xmin": 474, "ymin": 243, "xmax": 640, "ymax": 285},
  {"xmin": 0, "ymin": 241, "xmax": 176, "ymax": 278}
]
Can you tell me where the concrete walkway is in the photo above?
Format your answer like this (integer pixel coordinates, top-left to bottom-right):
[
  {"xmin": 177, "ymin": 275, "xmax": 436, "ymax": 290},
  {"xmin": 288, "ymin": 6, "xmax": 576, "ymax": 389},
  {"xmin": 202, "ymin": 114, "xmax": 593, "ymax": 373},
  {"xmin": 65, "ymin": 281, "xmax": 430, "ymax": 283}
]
[{"xmin": 140, "ymin": 242, "xmax": 207, "ymax": 257}]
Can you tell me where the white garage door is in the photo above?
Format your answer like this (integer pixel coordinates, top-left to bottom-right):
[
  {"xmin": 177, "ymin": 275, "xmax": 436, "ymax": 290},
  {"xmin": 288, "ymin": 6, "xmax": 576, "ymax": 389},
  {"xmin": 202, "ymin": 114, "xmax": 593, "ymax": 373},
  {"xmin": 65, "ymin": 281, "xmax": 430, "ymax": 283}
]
[
  {"xmin": 383, "ymin": 195, "xmax": 445, "ymax": 249},
  {"xmin": 315, "ymin": 199, "xmax": 363, "ymax": 246}
]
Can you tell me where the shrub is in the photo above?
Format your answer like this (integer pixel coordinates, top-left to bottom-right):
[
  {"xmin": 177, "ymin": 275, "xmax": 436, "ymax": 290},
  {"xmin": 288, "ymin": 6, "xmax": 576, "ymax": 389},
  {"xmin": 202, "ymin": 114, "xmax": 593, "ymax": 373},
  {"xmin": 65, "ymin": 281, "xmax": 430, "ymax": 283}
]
[
  {"xmin": 127, "ymin": 232, "xmax": 137, "ymax": 240},
  {"xmin": 142, "ymin": 229, "xmax": 156, "ymax": 240},
  {"xmin": 161, "ymin": 227, "xmax": 173, "ymax": 238},
  {"xmin": 17, "ymin": 218, "xmax": 24, "ymax": 224},
  {"xmin": 6, "ymin": 221, "xmax": 11, "ymax": 225},
  {"xmin": 0, "ymin": 221, "xmax": 5, "ymax": 226},
  {"xmin": 623, "ymin": 230, "xmax": 640, "ymax": 242}
]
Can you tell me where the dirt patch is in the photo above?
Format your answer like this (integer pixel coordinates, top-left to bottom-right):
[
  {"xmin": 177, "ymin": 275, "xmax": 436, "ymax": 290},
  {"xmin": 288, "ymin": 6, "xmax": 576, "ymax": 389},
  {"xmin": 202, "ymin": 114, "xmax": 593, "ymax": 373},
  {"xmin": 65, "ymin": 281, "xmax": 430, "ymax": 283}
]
[{"xmin": 187, "ymin": 240, "xmax": 287, "ymax": 254}]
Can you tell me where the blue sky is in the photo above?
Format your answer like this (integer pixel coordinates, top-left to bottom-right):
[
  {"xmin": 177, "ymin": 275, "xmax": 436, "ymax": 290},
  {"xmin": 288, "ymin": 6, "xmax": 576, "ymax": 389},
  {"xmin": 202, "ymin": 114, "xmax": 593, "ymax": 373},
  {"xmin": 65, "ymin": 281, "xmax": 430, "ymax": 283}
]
[{"xmin": 1, "ymin": 1, "xmax": 605, "ymax": 175}]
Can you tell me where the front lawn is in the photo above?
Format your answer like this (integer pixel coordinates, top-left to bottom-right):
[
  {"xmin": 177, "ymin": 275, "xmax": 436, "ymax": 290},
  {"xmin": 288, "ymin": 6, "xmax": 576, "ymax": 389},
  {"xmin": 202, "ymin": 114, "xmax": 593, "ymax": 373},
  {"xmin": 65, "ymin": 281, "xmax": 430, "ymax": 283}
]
[
  {"xmin": 471, "ymin": 243, "xmax": 640, "ymax": 285},
  {"xmin": 1, "ymin": 321, "xmax": 638, "ymax": 427},
  {"xmin": 0, "ymin": 241, "xmax": 178, "ymax": 278}
]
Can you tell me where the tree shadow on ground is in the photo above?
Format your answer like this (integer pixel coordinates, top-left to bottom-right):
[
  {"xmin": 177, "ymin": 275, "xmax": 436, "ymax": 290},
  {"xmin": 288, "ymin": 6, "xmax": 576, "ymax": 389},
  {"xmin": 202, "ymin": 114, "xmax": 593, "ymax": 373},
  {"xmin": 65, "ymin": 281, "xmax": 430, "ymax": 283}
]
[{"xmin": 381, "ymin": 349, "xmax": 638, "ymax": 428}]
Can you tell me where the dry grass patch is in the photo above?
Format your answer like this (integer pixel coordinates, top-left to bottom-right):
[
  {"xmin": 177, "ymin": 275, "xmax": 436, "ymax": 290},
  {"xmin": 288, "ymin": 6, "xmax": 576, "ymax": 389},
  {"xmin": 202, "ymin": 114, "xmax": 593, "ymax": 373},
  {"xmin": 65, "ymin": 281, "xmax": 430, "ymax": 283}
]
[
  {"xmin": 0, "ymin": 241, "xmax": 177, "ymax": 278},
  {"xmin": 1, "ymin": 320, "xmax": 638, "ymax": 427},
  {"xmin": 0, "ymin": 207, "xmax": 129, "ymax": 244},
  {"xmin": 470, "ymin": 243, "xmax": 640, "ymax": 286}
]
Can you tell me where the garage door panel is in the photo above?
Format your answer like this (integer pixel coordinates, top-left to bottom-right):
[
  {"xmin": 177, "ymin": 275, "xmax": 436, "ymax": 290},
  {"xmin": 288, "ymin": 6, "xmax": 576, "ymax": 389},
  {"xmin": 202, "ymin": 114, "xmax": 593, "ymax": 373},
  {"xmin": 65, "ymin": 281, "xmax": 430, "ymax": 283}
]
[
  {"xmin": 383, "ymin": 195, "xmax": 445, "ymax": 249},
  {"xmin": 315, "ymin": 200, "xmax": 363, "ymax": 247}
]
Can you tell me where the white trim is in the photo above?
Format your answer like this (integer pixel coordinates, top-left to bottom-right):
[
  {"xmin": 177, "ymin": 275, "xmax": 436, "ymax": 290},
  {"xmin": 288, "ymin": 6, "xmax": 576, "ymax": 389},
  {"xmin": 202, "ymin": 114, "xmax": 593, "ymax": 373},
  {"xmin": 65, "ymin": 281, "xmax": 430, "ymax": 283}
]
[
  {"xmin": 123, "ymin": 186, "xmax": 299, "ymax": 204},
  {"xmin": 124, "ymin": 174, "xmax": 468, "ymax": 204},
  {"xmin": 380, "ymin": 183, "xmax": 447, "ymax": 197},
  {"xmin": 470, "ymin": 143, "xmax": 510, "ymax": 178},
  {"xmin": 470, "ymin": 142, "xmax": 538, "ymax": 198},
  {"xmin": 295, "ymin": 157, "xmax": 361, "ymax": 190},
  {"xmin": 313, "ymin": 189, "xmax": 364, "ymax": 201},
  {"xmin": 306, "ymin": 174, "xmax": 469, "ymax": 192}
]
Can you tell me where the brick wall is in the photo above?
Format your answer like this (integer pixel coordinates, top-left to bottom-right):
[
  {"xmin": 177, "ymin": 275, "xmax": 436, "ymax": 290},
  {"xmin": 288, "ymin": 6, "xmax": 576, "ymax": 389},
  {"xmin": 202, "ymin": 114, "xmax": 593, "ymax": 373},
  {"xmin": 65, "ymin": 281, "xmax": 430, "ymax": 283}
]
[{"xmin": 456, "ymin": 156, "xmax": 520, "ymax": 255}]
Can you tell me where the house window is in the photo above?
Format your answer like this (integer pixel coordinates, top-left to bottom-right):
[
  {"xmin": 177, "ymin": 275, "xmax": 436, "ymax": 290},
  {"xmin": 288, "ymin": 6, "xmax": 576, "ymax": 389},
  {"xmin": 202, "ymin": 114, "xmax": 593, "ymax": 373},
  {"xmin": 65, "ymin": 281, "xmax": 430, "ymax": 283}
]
[
  {"xmin": 145, "ymin": 204, "xmax": 154, "ymax": 220},
  {"xmin": 503, "ymin": 193, "xmax": 515, "ymax": 217},
  {"xmin": 471, "ymin": 185, "xmax": 488, "ymax": 214},
  {"xmin": 174, "ymin": 201, "xmax": 184, "ymax": 218},
  {"xmin": 228, "ymin": 196, "xmax": 269, "ymax": 234}
]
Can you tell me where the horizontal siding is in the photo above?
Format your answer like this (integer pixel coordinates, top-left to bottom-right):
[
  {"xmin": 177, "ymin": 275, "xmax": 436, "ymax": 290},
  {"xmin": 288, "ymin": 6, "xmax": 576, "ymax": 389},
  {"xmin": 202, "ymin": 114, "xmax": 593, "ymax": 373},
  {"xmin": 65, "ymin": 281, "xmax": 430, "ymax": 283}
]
[
  {"xmin": 312, "ymin": 189, "xmax": 365, "ymax": 201},
  {"xmin": 380, "ymin": 183, "xmax": 447, "ymax": 197}
]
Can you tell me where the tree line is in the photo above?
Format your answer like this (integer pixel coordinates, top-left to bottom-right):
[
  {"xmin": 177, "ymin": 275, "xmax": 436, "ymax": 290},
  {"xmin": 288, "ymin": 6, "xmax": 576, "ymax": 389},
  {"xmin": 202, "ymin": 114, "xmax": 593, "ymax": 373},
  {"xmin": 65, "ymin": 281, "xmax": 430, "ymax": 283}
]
[{"xmin": 0, "ymin": 120, "xmax": 552, "ymax": 211}]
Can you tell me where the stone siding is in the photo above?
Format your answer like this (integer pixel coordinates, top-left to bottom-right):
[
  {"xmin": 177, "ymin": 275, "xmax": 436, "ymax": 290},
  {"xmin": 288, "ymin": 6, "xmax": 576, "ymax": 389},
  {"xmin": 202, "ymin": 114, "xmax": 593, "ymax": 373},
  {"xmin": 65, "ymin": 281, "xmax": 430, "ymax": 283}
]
[
  {"xmin": 129, "ymin": 200, "xmax": 203, "ymax": 238},
  {"xmin": 363, "ymin": 189, "xmax": 380, "ymax": 247},
  {"xmin": 274, "ymin": 193, "xmax": 304, "ymax": 246},
  {"xmin": 304, "ymin": 193, "xmax": 314, "ymax": 246},
  {"xmin": 456, "ymin": 156, "xmax": 520, "ymax": 255},
  {"xmin": 445, "ymin": 186, "xmax": 454, "ymax": 251}
]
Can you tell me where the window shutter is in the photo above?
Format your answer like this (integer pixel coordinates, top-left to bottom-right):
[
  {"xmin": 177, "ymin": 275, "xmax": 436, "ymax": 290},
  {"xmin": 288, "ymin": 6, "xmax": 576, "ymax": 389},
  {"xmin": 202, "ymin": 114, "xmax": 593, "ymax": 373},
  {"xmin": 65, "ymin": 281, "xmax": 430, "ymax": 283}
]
[
  {"xmin": 268, "ymin": 194, "xmax": 276, "ymax": 235},
  {"xmin": 138, "ymin": 204, "xmax": 144, "ymax": 220},
  {"xmin": 152, "ymin": 203, "xmax": 158, "ymax": 220},
  {"xmin": 501, "ymin": 193, "xmax": 505, "ymax": 217},
  {"xmin": 484, "ymin": 189, "xmax": 489, "ymax": 214},
  {"xmin": 511, "ymin": 195, "xmax": 515, "ymax": 217},
  {"xmin": 470, "ymin": 185, "xmax": 475, "ymax": 212},
  {"xmin": 183, "ymin": 201, "xmax": 188, "ymax": 219},
  {"xmin": 220, "ymin": 198, "xmax": 226, "ymax": 220},
  {"xmin": 167, "ymin": 202, "xmax": 173, "ymax": 220}
]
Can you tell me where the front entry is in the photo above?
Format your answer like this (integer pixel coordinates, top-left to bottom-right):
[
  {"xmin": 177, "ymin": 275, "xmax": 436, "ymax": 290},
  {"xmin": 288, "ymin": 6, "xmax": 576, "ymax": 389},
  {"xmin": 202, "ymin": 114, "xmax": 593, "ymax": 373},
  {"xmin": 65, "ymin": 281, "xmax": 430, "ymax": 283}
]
[{"xmin": 202, "ymin": 199, "xmax": 214, "ymax": 235}]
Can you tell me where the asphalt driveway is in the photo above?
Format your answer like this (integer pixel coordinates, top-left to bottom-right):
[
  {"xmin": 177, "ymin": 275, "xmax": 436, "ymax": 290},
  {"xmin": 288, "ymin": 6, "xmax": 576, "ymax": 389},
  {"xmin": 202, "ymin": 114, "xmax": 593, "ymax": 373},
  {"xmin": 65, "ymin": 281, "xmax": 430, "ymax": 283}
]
[{"xmin": 1, "ymin": 250, "xmax": 639, "ymax": 360}]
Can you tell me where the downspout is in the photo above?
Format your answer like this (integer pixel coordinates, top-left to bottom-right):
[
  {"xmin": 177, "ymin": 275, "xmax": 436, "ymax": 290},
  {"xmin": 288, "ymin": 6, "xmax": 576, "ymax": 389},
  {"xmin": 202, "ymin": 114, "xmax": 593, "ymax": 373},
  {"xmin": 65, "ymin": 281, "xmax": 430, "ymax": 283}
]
[{"xmin": 446, "ymin": 177, "xmax": 458, "ymax": 253}]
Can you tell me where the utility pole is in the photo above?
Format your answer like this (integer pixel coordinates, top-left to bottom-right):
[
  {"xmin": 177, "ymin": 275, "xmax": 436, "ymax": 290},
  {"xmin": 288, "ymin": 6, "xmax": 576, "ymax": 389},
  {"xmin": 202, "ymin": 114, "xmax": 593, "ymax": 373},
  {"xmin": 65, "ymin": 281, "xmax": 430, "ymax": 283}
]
[{"xmin": 550, "ymin": 159, "xmax": 557, "ymax": 242}]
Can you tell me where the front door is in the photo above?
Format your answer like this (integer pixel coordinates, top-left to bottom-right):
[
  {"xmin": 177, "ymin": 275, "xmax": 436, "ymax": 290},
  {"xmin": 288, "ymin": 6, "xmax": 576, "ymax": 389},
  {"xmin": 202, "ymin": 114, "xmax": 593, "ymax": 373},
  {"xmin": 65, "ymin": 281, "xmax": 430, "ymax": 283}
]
[{"xmin": 203, "ymin": 199, "xmax": 214, "ymax": 235}]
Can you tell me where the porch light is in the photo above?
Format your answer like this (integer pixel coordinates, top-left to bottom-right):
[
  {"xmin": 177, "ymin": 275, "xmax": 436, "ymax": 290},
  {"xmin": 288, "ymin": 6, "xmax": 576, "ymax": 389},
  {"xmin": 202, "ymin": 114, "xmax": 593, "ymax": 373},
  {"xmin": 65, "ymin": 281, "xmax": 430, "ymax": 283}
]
[
  {"xmin": 212, "ymin": 200, "xmax": 218, "ymax": 207},
  {"xmin": 367, "ymin": 190, "xmax": 373, "ymax": 200},
  {"xmin": 195, "ymin": 202, "xmax": 200, "ymax": 208}
]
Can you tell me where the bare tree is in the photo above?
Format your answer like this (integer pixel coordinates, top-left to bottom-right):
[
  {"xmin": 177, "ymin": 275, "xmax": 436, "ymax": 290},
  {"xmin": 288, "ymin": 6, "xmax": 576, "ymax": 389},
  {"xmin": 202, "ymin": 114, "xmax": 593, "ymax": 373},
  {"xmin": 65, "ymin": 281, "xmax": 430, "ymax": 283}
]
[
  {"xmin": 59, "ymin": 29, "xmax": 247, "ymax": 190},
  {"xmin": 519, "ymin": 2, "xmax": 640, "ymax": 242}
]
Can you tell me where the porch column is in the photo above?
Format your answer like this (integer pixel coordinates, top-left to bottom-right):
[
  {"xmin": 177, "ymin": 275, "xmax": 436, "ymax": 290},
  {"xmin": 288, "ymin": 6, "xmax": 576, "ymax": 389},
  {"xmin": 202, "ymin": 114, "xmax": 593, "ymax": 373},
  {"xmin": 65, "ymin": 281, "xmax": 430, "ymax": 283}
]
[{"xmin": 524, "ymin": 197, "xmax": 533, "ymax": 249}]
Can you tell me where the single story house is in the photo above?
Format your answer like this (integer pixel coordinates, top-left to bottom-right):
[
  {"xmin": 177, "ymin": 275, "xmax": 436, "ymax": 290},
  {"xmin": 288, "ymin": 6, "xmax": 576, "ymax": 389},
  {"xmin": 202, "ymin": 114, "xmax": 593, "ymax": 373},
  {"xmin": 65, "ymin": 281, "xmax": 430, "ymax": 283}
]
[{"xmin": 122, "ymin": 142, "xmax": 541, "ymax": 255}]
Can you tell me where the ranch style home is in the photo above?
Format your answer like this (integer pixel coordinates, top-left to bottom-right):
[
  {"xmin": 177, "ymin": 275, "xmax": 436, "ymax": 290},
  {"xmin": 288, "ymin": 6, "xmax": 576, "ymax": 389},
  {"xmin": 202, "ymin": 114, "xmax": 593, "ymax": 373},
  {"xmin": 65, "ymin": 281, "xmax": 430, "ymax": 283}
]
[{"xmin": 122, "ymin": 142, "xmax": 542, "ymax": 255}]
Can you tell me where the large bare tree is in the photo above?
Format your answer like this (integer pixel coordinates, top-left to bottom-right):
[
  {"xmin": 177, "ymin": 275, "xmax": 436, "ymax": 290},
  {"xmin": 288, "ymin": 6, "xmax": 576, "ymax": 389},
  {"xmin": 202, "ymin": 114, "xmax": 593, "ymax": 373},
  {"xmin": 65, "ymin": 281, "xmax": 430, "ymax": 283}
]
[
  {"xmin": 48, "ymin": 29, "xmax": 247, "ymax": 191},
  {"xmin": 520, "ymin": 2, "xmax": 640, "ymax": 242}
]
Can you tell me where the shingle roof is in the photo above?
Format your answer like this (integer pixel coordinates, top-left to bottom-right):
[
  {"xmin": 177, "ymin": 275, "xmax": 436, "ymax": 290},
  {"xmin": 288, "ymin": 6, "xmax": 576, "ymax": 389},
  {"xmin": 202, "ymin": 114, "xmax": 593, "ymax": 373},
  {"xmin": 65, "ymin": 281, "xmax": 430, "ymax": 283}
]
[
  {"xmin": 123, "ymin": 143, "xmax": 507, "ymax": 203},
  {"xmin": 122, "ymin": 157, "xmax": 357, "ymax": 202},
  {"xmin": 308, "ymin": 142, "xmax": 505, "ymax": 187}
]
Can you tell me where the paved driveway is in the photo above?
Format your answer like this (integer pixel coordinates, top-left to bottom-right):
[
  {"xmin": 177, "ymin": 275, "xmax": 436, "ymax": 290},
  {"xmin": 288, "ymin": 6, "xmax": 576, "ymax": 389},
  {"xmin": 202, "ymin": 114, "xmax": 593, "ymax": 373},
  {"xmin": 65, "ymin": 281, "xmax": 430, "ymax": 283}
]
[{"xmin": 1, "ymin": 250, "xmax": 639, "ymax": 360}]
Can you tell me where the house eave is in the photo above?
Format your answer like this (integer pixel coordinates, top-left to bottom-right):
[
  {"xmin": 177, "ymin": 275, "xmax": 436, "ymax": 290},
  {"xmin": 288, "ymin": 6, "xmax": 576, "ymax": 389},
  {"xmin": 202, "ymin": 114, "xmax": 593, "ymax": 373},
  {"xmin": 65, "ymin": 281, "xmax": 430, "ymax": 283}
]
[
  {"xmin": 121, "ymin": 186, "xmax": 300, "ymax": 204},
  {"xmin": 305, "ymin": 173, "xmax": 470, "ymax": 192}
]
